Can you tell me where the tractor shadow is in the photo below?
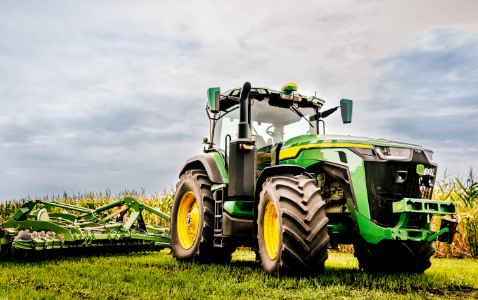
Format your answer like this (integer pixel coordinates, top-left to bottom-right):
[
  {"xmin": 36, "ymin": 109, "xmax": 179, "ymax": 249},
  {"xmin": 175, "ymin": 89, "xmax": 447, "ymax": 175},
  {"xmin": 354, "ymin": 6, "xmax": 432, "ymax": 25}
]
[{"xmin": 228, "ymin": 249, "xmax": 478, "ymax": 297}]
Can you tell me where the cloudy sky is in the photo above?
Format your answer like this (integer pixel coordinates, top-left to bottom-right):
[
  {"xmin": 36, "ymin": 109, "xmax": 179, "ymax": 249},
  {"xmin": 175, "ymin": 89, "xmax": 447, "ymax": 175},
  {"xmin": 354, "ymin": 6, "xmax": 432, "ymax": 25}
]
[{"xmin": 1, "ymin": 0, "xmax": 477, "ymax": 201}]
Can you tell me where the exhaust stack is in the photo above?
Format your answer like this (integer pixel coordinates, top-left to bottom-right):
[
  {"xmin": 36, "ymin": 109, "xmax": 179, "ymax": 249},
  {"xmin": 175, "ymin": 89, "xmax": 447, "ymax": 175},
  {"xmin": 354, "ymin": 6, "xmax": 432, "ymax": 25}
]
[
  {"xmin": 237, "ymin": 82, "xmax": 251, "ymax": 140},
  {"xmin": 228, "ymin": 81, "xmax": 256, "ymax": 201}
]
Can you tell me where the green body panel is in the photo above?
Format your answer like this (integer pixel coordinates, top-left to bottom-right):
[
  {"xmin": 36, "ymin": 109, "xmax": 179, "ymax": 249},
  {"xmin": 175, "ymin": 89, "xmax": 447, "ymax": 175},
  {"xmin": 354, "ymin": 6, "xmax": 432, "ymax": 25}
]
[
  {"xmin": 208, "ymin": 152, "xmax": 228, "ymax": 184},
  {"xmin": 281, "ymin": 148, "xmax": 371, "ymax": 219},
  {"xmin": 224, "ymin": 201, "xmax": 254, "ymax": 217}
]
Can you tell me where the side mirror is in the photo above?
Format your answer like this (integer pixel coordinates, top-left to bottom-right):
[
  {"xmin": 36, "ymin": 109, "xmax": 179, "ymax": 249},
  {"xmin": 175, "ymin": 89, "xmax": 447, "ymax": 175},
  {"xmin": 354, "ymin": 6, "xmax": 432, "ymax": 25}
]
[
  {"xmin": 340, "ymin": 99, "xmax": 353, "ymax": 124},
  {"xmin": 207, "ymin": 87, "xmax": 221, "ymax": 113}
]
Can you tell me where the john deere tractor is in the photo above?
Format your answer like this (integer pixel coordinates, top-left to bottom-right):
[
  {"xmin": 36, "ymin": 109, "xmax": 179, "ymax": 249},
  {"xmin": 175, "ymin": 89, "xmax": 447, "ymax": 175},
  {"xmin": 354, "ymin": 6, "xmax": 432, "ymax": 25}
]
[{"xmin": 170, "ymin": 82, "xmax": 457, "ymax": 276}]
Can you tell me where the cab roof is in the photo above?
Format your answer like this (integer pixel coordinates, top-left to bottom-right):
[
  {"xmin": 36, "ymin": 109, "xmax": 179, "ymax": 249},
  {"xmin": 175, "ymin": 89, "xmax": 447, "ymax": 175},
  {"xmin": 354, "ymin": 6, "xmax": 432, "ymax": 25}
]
[{"xmin": 219, "ymin": 86, "xmax": 325, "ymax": 112}]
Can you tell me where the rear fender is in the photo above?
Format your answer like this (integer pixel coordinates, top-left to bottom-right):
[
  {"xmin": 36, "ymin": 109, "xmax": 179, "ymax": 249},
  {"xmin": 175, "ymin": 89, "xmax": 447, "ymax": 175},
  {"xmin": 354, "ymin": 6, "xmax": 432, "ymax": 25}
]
[{"xmin": 179, "ymin": 152, "xmax": 228, "ymax": 184}]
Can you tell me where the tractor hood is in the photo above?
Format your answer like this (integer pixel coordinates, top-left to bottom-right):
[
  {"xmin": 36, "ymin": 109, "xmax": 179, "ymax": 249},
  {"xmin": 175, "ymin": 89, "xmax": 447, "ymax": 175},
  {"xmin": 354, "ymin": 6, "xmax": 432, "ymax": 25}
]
[
  {"xmin": 279, "ymin": 134, "xmax": 435, "ymax": 162},
  {"xmin": 281, "ymin": 134, "xmax": 432, "ymax": 152}
]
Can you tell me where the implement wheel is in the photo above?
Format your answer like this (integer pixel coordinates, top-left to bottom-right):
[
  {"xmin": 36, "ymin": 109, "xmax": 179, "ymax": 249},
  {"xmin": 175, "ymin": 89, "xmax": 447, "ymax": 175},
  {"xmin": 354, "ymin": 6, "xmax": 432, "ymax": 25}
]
[
  {"xmin": 257, "ymin": 175, "xmax": 329, "ymax": 277},
  {"xmin": 171, "ymin": 169, "xmax": 233, "ymax": 263},
  {"xmin": 0, "ymin": 243, "xmax": 11, "ymax": 260},
  {"xmin": 353, "ymin": 237, "xmax": 435, "ymax": 273}
]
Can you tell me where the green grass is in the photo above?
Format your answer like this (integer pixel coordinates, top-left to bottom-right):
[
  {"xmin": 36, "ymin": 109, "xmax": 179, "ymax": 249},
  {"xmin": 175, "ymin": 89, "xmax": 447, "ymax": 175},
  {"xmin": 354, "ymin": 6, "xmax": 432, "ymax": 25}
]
[{"xmin": 1, "ymin": 250, "xmax": 477, "ymax": 299}]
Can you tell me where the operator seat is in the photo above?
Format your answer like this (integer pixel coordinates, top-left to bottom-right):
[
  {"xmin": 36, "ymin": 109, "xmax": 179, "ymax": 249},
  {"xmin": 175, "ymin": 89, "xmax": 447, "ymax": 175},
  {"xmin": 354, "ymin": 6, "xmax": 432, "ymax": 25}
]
[{"xmin": 255, "ymin": 134, "xmax": 267, "ymax": 149}]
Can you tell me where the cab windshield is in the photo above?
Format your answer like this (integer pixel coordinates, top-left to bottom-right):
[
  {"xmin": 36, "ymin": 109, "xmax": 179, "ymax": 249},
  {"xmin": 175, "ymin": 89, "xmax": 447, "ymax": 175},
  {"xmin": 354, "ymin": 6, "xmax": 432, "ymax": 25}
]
[{"xmin": 213, "ymin": 99, "xmax": 316, "ymax": 151}]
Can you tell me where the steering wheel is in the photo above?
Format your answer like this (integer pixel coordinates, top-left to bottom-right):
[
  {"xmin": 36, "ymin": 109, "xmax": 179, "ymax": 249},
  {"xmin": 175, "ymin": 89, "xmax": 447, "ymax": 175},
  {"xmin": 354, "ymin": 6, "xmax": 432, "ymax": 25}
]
[{"xmin": 266, "ymin": 125, "xmax": 277, "ymax": 137}]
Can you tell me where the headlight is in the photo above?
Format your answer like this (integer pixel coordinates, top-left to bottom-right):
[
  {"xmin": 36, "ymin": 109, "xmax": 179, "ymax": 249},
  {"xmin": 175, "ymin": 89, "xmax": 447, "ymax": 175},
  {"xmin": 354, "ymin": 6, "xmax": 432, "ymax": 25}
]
[
  {"xmin": 424, "ymin": 151, "xmax": 437, "ymax": 165},
  {"xmin": 374, "ymin": 146, "xmax": 412, "ymax": 160}
]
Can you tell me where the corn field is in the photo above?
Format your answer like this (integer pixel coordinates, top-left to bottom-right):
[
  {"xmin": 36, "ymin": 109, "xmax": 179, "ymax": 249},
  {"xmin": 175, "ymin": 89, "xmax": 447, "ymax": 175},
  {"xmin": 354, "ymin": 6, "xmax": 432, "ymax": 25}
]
[
  {"xmin": 433, "ymin": 167, "xmax": 478, "ymax": 258},
  {"xmin": 1, "ymin": 168, "xmax": 477, "ymax": 259},
  {"xmin": 0, "ymin": 189, "xmax": 174, "ymax": 228}
]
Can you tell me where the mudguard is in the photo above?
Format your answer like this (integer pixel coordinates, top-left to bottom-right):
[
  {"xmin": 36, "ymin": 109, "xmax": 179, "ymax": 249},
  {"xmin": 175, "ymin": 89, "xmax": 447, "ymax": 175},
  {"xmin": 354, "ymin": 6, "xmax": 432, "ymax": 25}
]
[{"xmin": 179, "ymin": 152, "xmax": 228, "ymax": 184}]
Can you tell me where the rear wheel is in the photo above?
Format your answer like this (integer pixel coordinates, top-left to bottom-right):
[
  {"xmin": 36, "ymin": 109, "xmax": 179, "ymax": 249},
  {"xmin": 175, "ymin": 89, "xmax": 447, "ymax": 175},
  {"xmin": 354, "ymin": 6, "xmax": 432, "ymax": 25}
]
[
  {"xmin": 353, "ymin": 237, "xmax": 435, "ymax": 273},
  {"xmin": 257, "ymin": 175, "xmax": 329, "ymax": 277},
  {"xmin": 171, "ymin": 169, "xmax": 234, "ymax": 263}
]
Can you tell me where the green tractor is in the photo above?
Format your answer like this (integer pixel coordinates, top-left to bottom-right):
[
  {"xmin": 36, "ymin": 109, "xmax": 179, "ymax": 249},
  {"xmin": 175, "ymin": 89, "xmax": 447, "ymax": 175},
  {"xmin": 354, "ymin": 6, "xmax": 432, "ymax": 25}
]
[{"xmin": 170, "ymin": 82, "xmax": 458, "ymax": 276}]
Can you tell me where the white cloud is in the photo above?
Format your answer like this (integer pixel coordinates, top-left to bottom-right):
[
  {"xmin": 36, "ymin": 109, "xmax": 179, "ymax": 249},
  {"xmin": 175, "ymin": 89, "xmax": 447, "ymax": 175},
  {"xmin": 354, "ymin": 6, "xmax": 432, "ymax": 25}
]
[{"xmin": 1, "ymin": 0, "xmax": 477, "ymax": 200}]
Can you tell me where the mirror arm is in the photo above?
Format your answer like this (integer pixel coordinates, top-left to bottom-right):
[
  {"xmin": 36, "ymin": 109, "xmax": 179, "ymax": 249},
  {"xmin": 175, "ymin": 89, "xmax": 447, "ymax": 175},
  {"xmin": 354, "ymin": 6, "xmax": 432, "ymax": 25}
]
[{"xmin": 319, "ymin": 106, "xmax": 340, "ymax": 119}]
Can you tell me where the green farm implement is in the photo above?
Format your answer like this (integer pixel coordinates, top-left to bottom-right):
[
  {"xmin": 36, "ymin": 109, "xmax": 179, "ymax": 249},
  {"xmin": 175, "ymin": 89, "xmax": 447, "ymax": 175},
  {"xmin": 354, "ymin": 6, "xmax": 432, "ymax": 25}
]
[
  {"xmin": 0, "ymin": 197, "xmax": 170, "ymax": 260},
  {"xmin": 169, "ymin": 81, "xmax": 458, "ymax": 275}
]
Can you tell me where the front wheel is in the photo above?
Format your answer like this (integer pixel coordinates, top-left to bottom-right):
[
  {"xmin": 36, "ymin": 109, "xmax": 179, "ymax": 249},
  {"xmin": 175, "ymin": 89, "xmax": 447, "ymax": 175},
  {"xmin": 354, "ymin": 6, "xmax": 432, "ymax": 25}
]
[{"xmin": 257, "ymin": 175, "xmax": 330, "ymax": 277}]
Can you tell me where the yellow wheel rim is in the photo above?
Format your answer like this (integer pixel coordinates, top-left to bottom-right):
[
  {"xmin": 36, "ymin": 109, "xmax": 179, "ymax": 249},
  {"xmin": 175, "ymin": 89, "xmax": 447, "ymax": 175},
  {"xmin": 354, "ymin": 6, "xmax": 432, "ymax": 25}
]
[
  {"xmin": 264, "ymin": 201, "xmax": 279, "ymax": 260},
  {"xmin": 177, "ymin": 192, "xmax": 200, "ymax": 250}
]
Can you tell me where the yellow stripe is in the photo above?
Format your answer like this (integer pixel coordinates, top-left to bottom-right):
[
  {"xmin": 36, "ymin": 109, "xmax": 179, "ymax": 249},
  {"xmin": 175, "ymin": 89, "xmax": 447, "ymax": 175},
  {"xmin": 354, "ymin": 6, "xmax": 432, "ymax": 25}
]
[{"xmin": 279, "ymin": 143, "xmax": 371, "ymax": 160}]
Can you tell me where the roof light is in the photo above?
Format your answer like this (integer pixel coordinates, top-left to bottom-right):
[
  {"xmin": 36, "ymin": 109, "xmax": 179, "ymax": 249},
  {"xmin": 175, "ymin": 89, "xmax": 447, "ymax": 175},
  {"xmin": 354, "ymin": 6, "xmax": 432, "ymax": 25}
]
[
  {"xmin": 281, "ymin": 82, "xmax": 297, "ymax": 92},
  {"xmin": 297, "ymin": 97, "xmax": 302, "ymax": 101},
  {"xmin": 289, "ymin": 95, "xmax": 294, "ymax": 100},
  {"xmin": 280, "ymin": 94, "xmax": 286, "ymax": 99}
]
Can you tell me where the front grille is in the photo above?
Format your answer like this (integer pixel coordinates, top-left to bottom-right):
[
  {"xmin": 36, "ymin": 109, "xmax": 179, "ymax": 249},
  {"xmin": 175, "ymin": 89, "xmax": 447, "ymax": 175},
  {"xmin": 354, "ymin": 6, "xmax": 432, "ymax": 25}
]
[{"xmin": 364, "ymin": 151, "xmax": 436, "ymax": 227}]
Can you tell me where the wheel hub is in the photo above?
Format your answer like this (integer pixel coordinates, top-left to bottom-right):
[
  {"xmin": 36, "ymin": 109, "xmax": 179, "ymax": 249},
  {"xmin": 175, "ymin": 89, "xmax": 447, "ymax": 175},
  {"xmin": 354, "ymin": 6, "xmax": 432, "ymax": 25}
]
[
  {"xmin": 177, "ymin": 192, "xmax": 200, "ymax": 250},
  {"xmin": 264, "ymin": 201, "xmax": 279, "ymax": 260}
]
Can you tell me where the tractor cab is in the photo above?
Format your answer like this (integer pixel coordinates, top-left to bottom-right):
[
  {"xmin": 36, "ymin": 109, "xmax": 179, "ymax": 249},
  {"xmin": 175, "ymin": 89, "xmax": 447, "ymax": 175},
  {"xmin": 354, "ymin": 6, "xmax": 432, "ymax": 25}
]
[
  {"xmin": 209, "ymin": 83, "xmax": 337, "ymax": 174},
  {"xmin": 212, "ymin": 89, "xmax": 316, "ymax": 172}
]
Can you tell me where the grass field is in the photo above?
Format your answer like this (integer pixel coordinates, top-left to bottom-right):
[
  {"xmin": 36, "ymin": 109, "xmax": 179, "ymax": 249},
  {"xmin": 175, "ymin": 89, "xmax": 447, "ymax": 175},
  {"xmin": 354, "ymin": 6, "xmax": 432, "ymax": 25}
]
[
  {"xmin": 1, "ymin": 249, "xmax": 477, "ymax": 300},
  {"xmin": 1, "ymin": 170, "xmax": 476, "ymax": 299}
]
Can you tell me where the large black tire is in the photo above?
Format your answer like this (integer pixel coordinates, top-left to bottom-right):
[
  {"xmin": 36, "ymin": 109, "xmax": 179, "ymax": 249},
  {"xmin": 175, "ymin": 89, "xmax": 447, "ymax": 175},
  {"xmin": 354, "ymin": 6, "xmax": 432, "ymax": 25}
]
[
  {"xmin": 353, "ymin": 237, "xmax": 435, "ymax": 273},
  {"xmin": 170, "ymin": 169, "xmax": 234, "ymax": 263},
  {"xmin": 257, "ymin": 175, "xmax": 330, "ymax": 277}
]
